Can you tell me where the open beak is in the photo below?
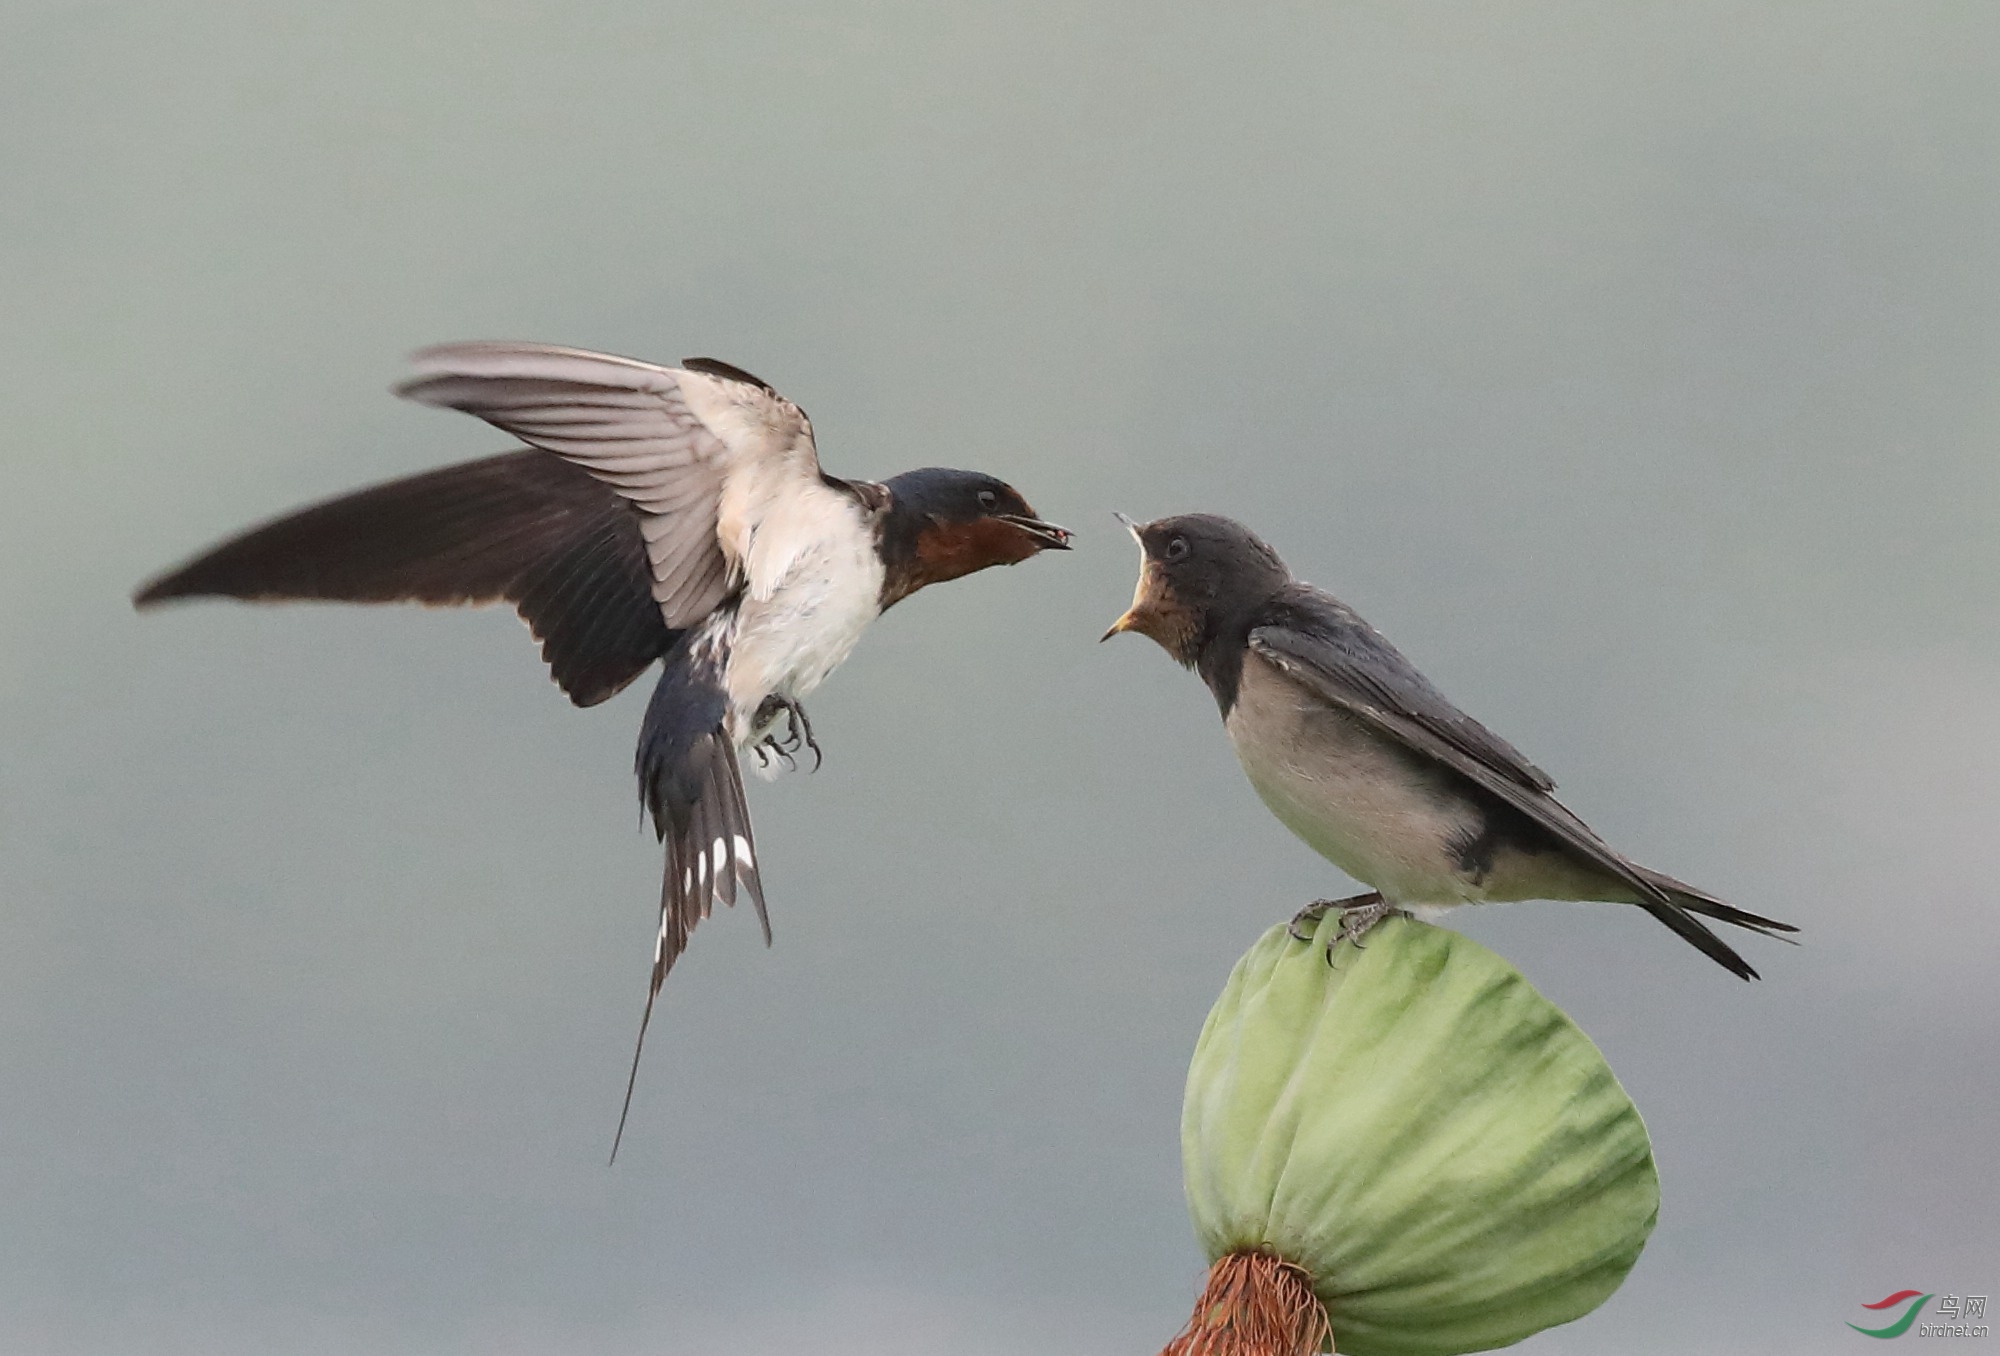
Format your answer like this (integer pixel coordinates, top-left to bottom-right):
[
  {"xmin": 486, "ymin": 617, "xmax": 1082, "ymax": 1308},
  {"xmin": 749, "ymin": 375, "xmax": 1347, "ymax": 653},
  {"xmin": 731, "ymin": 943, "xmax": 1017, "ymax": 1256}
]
[
  {"xmin": 1102, "ymin": 512, "xmax": 1151, "ymax": 641},
  {"xmin": 995, "ymin": 513, "xmax": 1072, "ymax": 550}
]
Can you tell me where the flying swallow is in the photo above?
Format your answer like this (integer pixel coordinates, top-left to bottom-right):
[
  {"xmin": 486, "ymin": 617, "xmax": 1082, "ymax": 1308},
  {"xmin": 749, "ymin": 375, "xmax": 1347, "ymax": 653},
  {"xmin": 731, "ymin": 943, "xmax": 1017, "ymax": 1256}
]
[
  {"xmin": 1101, "ymin": 512, "xmax": 1794, "ymax": 978},
  {"xmin": 135, "ymin": 341, "xmax": 1071, "ymax": 1151}
]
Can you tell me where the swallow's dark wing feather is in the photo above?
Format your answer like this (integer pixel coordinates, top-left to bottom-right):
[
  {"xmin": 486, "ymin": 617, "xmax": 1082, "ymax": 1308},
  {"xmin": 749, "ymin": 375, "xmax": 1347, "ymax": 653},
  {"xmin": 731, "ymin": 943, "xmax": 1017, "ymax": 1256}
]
[
  {"xmin": 398, "ymin": 342, "xmax": 824, "ymax": 626},
  {"xmin": 1255, "ymin": 584, "xmax": 1557, "ymax": 793},
  {"xmin": 1248, "ymin": 587, "xmax": 1801, "ymax": 978},
  {"xmin": 133, "ymin": 449, "xmax": 671, "ymax": 707},
  {"xmin": 1248, "ymin": 584, "xmax": 1671, "ymax": 908}
]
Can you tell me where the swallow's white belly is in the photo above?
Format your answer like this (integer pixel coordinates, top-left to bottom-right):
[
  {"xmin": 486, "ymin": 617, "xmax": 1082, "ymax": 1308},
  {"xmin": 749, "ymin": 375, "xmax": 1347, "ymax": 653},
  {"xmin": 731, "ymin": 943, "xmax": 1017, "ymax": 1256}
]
[
  {"xmin": 1224, "ymin": 654, "xmax": 1488, "ymax": 906},
  {"xmin": 722, "ymin": 504, "xmax": 885, "ymax": 745}
]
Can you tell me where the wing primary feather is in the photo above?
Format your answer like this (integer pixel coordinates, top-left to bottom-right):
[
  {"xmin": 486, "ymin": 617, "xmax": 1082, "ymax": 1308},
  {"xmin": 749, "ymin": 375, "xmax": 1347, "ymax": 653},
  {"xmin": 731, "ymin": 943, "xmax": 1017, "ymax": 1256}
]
[
  {"xmin": 1254, "ymin": 587, "xmax": 1556, "ymax": 792},
  {"xmin": 542, "ymin": 521, "xmax": 675, "ymax": 703},
  {"xmin": 1245, "ymin": 616, "xmax": 1795, "ymax": 974},
  {"xmin": 1254, "ymin": 635, "xmax": 1675, "ymax": 908},
  {"xmin": 395, "ymin": 341, "xmax": 828, "ymax": 636},
  {"xmin": 133, "ymin": 448, "xmax": 671, "ymax": 706}
]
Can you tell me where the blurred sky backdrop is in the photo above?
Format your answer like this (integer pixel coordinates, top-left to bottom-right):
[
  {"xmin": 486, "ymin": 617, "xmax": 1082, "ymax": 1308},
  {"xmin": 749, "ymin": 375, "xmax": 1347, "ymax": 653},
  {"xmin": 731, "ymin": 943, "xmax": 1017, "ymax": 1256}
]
[{"xmin": 4, "ymin": 3, "xmax": 1997, "ymax": 1353}]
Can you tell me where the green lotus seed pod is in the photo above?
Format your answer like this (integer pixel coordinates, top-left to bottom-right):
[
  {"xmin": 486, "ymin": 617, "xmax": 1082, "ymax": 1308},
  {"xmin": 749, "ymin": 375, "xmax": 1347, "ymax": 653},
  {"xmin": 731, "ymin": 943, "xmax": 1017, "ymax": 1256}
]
[{"xmin": 1178, "ymin": 915, "xmax": 1658, "ymax": 1356}]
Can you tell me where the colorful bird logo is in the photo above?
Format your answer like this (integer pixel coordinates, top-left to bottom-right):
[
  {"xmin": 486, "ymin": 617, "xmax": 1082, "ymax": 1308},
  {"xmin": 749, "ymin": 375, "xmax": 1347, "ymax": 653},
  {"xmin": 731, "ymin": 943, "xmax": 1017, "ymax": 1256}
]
[{"xmin": 1848, "ymin": 1290, "xmax": 1933, "ymax": 1338}]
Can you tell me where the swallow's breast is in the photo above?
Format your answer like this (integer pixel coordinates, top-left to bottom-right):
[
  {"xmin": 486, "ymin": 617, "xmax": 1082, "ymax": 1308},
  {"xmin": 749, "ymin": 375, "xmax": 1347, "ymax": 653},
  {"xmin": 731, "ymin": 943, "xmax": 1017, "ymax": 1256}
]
[
  {"xmin": 724, "ymin": 489, "xmax": 885, "ymax": 741},
  {"xmin": 1224, "ymin": 654, "xmax": 1488, "ymax": 905}
]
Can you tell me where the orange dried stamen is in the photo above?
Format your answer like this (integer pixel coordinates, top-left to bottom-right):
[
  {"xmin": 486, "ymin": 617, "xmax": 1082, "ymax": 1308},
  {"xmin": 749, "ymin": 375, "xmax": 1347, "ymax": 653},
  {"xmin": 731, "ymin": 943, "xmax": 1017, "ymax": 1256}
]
[{"xmin": 1161, "ymin": 1249, "xmax": 1334, "ymax": 1356}]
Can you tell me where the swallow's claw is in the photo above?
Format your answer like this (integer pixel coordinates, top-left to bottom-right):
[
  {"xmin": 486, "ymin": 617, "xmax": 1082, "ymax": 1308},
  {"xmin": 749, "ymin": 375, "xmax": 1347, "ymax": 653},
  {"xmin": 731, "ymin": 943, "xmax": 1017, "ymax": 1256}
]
[
  {"xmin": 1334, "ymin": 894, "xmax": 1407, "ymax": 953},
  {"xmin": 785, "ymin": 699, "xmax": 823, "ymax": 772},
  {"xmin": 799, "ymin": 710, "xmax": 822, "ymax": 772},
  {"xmin": 1287, "ymin": 901, "xmax": 1331, "ymax": 944},
  {"xmin": 754, "ymin": 732, "xmax": 797, "ymax": 771},
  {"xmin": 1292, "ymin": 892, "xmax": 1392, "ymax": 964},
  {"xmin": 751, "ymin": 696, "xmax": 824, "ymax": 774}
]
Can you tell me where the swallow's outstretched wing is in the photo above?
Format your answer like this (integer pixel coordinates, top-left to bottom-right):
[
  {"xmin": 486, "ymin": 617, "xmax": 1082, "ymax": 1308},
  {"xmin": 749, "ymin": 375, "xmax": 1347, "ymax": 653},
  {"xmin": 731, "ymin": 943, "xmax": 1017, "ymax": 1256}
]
[
  {"xmin": 134, "ymin": 447, "xmax": 672, "ymax": 706},
  {"xmin": 133, "ymin": 343, "xmax": 829, "ymax": 703},
  {"xmin": 1248, "ymin": 584, "xmax": 1794, "ymax": 978},
  {"xmin": 397, "ymin": 342, "xmax": 832, "ymax": 621}
]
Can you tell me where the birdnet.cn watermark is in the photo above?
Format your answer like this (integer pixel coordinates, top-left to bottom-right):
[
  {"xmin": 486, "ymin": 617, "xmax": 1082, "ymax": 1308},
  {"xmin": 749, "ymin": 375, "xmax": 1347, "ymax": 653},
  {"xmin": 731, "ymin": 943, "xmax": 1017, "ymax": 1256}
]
[{"xmin": 1848, "ymin": 1291, "xmax": 1989, "ymax": 1340}]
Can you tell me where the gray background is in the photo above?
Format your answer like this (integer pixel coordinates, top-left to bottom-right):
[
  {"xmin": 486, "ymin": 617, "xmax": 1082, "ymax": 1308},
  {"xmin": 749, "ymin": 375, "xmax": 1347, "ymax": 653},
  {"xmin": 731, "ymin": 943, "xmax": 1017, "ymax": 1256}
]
[{"xmin": 4, "ymin": 2, "xmax": 1995, "ymax": 1352}]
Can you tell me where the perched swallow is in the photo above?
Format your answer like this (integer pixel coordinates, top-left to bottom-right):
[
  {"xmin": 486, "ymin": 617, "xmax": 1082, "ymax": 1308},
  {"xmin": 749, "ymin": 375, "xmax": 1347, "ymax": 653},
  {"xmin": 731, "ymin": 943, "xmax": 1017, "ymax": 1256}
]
[
  {"xmin": 1101, "ymin": 513, "xmax": 1795, "ymax": 979},
  {"xmin": 136, "ymin": 341, "xmax": 1070, "ymax": 1150}
]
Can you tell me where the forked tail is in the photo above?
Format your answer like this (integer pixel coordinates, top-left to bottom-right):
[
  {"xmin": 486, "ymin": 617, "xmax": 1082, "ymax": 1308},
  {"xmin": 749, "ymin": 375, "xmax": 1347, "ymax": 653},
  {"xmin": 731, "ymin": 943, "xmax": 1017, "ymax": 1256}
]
[
  {"xmin": 1634, "ymin": 868, "xmax": 1798, "ymax": 982},
  {"xmin": 613, "ymin": 619, "xmax": 766, "ymax": 1161}
]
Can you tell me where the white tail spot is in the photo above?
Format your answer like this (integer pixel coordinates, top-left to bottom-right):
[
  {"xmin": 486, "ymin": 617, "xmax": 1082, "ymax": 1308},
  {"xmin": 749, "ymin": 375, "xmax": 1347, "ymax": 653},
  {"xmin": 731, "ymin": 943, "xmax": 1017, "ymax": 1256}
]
[
  {"xmin": 711, "ymin": 838, "xmax": 727, "ymax": 878},
  {"xmin": 733, "ymin": 834, "xmax": 754, "ymax": 868}
]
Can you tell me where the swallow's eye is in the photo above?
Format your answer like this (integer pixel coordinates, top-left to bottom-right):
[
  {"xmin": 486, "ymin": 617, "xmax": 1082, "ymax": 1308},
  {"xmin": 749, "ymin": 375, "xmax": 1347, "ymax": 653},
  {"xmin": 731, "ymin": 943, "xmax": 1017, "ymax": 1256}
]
[
  {"xmin": 976, "ymin": 489, "xmax": 999, "ymax": 511},
  {"xmin": 1164, "ymin": 535, "xmax": 1191, "ymax": 562}
]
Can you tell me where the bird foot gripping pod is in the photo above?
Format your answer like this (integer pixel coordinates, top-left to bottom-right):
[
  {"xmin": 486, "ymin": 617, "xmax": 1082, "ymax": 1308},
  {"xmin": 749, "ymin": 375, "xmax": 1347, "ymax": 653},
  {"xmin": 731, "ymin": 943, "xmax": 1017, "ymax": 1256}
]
[{"xmin": 1162, "ymin": 915, "xmax": 1660, "ymax": 1356}]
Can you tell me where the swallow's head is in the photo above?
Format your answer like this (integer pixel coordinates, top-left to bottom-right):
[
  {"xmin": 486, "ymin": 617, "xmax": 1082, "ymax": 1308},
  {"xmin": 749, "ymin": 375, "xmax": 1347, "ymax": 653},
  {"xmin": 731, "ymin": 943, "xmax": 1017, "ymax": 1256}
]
[
  {"xmin": 878, "ymin": 468, "xmax": 1071, "ymax": 606},
  {"xmin": 1101, "ymin": 512, "xmax": 1292, "ymax": 665}
]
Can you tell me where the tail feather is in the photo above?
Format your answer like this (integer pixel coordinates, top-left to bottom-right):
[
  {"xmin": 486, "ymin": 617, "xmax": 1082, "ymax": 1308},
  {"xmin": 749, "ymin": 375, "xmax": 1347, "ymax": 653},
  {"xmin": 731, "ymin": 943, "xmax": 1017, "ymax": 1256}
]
[
  {"xmin": 1640, "ymin": 869, "xmax": 1799, "ymax": 941},
  {"xmin": 614, "ymin": 620, "xmax": 764, "ymax": 1162},
  {"xmin": 1635, "ymin": 898, "xmax": 1760, "ymax": 981},
  {"xmin": 1625, "ymin": 869, "xmax": 1798, "ymax": 982}
]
